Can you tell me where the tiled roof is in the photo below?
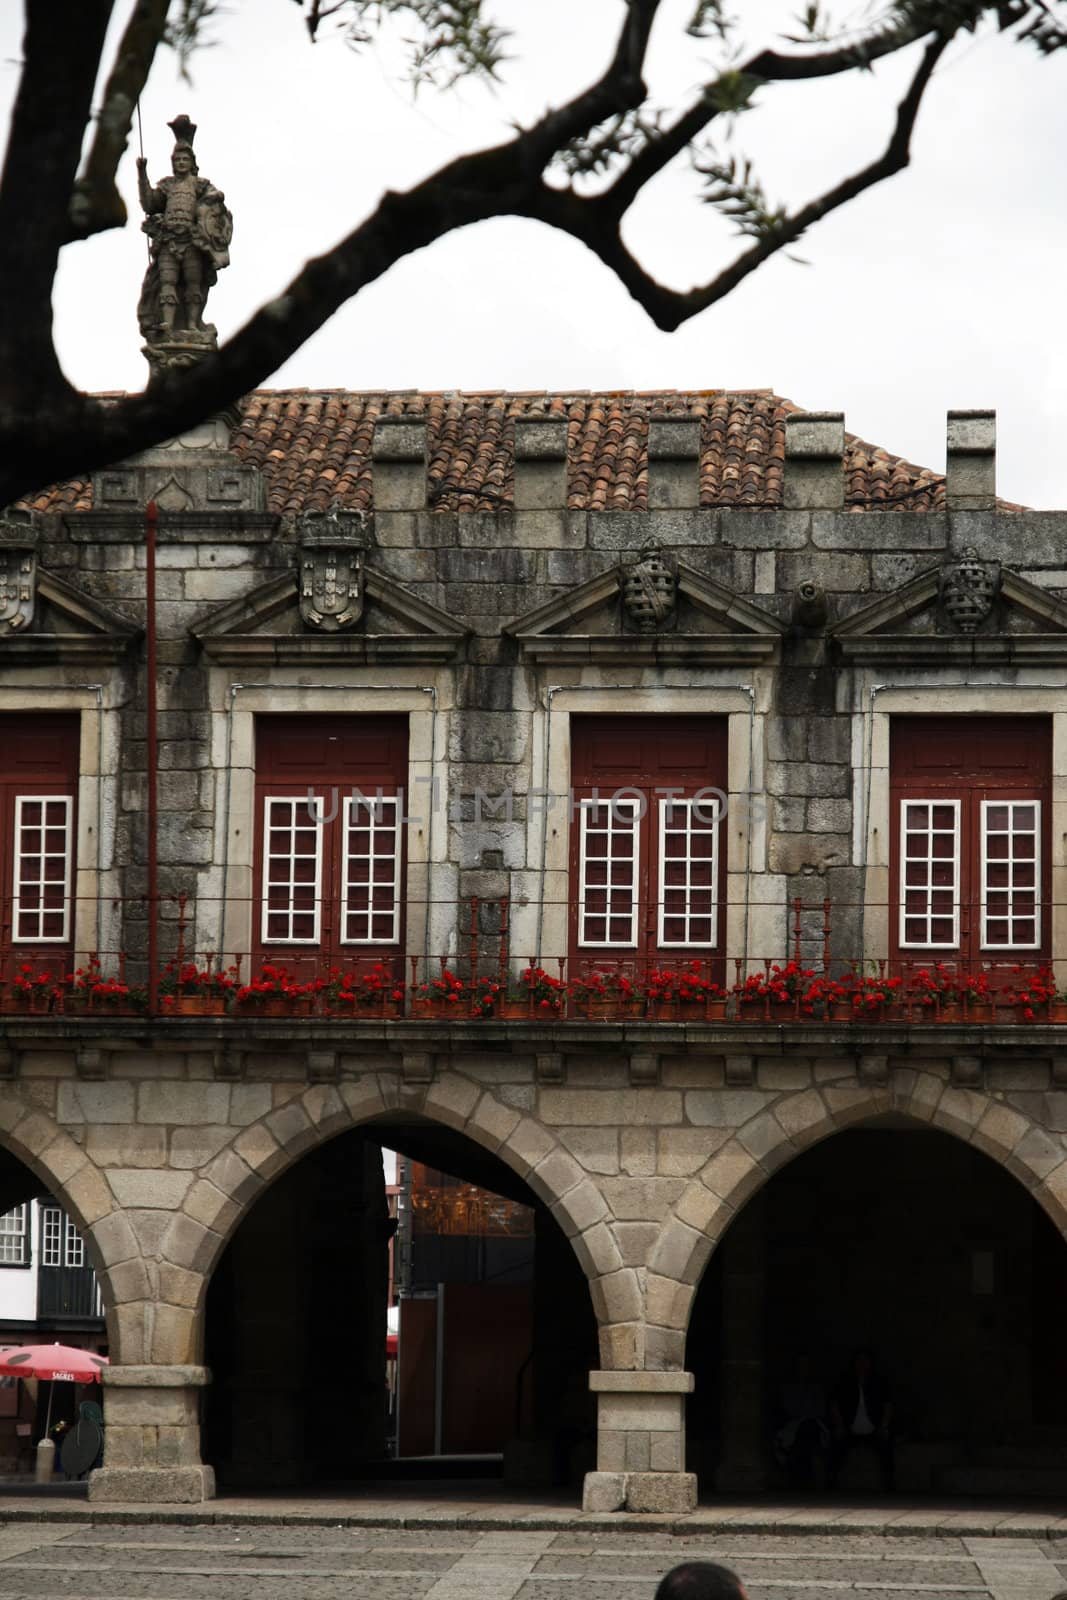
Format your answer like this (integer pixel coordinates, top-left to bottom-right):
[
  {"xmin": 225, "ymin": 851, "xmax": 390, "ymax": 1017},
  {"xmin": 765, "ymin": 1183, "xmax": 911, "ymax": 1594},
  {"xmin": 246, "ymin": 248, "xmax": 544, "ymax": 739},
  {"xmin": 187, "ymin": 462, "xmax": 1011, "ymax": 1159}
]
[{"xmin": 22, "ymin": 389, "xmax": 956, "ymax": 516}]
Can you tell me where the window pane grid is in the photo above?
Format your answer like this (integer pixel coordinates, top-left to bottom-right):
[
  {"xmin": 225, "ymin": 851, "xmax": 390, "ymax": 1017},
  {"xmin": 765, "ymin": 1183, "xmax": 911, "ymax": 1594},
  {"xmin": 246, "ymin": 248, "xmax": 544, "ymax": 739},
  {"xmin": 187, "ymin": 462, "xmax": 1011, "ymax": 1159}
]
[
  {"xmin": 578, "ymin": 799, "xmax": 640, "ymax": 948},
  {"xmin": 899, "ymin": 798, "xmax": 960, "ymax": 948},
  {"xmin": 657, "ymin": 798, "xmax": 719, "ymax": 948},
  {"xmin": 0, "ymin": 1205, "xmax": 27, "ymax": 1266},
  {"xmin": 341, "ymin": 796, "xmax": 401, "ymax": 945},
  {"xmin": 13, "ymin": 795, "xmax": 72, "ymax": 942},
  {"xmin": 64, "ymin": 1214, "xmax": 85, "ymax": 1268},
  {"xmin": 981, "ymin": 800, "xmax": 1041, "ymax": 950},
  {"xmin": 261, "ymin": 796, "xmax": 323, "ymax": 944},
  {"xmin": 41, "ymin": 1206, "xmax": 61, "ymax": 1268}
]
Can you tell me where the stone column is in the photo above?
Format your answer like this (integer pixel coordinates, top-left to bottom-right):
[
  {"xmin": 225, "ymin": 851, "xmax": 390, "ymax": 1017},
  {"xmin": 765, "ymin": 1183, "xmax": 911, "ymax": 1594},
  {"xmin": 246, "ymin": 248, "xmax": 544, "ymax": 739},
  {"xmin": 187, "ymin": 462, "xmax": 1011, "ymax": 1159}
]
[
  {"xmin": 89, "ymin": 1365, "xmax": 214, "ymax": 1503},
  {"xmin": 582, "ymin": 1370, "xmax": 697, "ymax": 1513},
  {"xmin": 715, "ymin": 1195, "xmax": 768, "ymax": 1490}
]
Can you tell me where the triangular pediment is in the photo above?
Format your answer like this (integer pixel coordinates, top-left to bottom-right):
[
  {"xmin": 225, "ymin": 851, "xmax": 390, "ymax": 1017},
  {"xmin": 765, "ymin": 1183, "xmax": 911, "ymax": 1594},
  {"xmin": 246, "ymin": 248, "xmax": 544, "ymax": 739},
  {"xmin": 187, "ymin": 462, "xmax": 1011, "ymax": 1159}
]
[
  {"xmin": 0, "ymin": 564, "xmax": 140, "ymax": 664},
  {"xmin": 191, "ymin": 564, "xmax": 468, "ymax": 665},
  {"xmin": 504, "ymin": 561, "xmax": 785, "ymax": 664},
  {"xmin": 832, "ymin": 562, "xmax": 1067, "ymax": 664}
]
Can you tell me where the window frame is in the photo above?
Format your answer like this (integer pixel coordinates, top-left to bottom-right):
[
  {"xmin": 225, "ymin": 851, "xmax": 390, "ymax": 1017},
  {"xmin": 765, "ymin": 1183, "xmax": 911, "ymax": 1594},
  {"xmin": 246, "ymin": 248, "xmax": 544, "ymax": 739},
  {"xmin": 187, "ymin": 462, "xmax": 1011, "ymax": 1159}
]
[
  {"xmin": 577, "ymin": 795, "xmax": 641, "ymax": 950},
  {"xmin": 340, "ymin": 793, "xmax": 402, "ymax": 947},
  {"xmin": 980, "ymin": 798, "xmax": 1042, "ymax": 953},
  {"xmin": 898, "ymin": 798, "xmax": 961, "ymax": 951},
  {"xmin": 12, "ymin": 794, "xmax": 74, "ymax": 945},
  {"xmin": 657, "ymin": 794, "xmax": 721, "ymax": 951},
  {"xmin": 259, "ymin": 794, "xmax": 325, "ymax": 947},
  {"xmin": 0, "ymin": 1205, "xmax": 29, "ymax": 1269}
]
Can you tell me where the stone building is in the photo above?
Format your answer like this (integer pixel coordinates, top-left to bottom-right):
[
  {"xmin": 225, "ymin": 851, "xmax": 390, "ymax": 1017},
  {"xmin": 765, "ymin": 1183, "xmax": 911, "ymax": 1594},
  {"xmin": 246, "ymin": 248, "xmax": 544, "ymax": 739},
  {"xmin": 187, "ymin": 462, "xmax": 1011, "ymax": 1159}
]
[{"xmin": 3, "ymin": 390, "xmax": 1067, "ymax": 1508}]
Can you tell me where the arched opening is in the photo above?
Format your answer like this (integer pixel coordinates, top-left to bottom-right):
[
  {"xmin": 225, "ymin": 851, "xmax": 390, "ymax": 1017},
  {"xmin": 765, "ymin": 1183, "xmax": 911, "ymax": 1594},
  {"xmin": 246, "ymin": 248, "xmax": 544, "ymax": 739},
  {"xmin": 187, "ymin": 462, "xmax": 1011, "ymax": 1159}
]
[
  {"xmin": 0, "ymin": 1142, "xmax": 108, "ymax": 1476},
  {"xmin": 203, "ymin": 1116, "xmax": 598, "ymax": 1494},
  {"xmin": 686, "ymin": 1120, "xmax": 1067, "ymax": 1497}
]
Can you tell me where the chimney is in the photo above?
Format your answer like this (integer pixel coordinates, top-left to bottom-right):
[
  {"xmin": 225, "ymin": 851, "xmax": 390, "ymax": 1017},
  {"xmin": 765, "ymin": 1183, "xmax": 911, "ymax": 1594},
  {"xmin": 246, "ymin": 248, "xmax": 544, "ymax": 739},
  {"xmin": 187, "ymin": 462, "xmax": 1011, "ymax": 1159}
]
[
  {"xmin": 372, "ymin": 417, "xmax": 428, "ymax": 512},
  {"xmin": 783, "ymin": 412, "xmax": 845, "ymax": 510},
  {"xmin": 946, "ymin": 410, "xmax": 995, "ymax": 511},
  {"xmin": 514, "ymin": 416, "xmax": 568, "ymax": 510},
  {"xmin": 648, "ymin": 416, "xmax": 701, "ymax": 510}
]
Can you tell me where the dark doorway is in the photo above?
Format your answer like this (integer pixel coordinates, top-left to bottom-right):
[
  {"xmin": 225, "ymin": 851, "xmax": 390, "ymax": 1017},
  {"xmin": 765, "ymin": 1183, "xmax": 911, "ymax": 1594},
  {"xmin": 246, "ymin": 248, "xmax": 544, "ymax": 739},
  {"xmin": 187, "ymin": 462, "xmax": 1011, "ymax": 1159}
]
[
  {"xmin": 686, "ymin": 1123, "xmax": 1067, "ymax": 1496},
  {"xmin": 202, "ymin": 1120, "xmax": 597, "ymax": 1492}
]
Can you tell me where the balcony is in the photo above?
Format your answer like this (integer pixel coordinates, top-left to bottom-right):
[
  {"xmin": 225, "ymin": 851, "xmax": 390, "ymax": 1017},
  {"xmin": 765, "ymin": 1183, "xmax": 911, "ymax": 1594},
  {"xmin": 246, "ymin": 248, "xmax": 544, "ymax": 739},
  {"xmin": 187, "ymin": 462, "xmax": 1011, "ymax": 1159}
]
[{"xmin": 0, "ymin": 893, "xmax": 1062, "ymax": 1033}]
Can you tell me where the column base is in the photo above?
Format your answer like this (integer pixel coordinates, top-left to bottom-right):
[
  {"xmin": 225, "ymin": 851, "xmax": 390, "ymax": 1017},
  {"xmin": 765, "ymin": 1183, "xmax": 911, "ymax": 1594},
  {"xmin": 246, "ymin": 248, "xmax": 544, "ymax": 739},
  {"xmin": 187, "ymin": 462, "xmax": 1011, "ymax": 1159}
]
[
  {"xmin": 582, "ymin": 1469, "xmax": 697, "ymax": 1514},
  {"xmin": 88, "ymin": 1465, "xmax": 216, "ymax": 1504}
]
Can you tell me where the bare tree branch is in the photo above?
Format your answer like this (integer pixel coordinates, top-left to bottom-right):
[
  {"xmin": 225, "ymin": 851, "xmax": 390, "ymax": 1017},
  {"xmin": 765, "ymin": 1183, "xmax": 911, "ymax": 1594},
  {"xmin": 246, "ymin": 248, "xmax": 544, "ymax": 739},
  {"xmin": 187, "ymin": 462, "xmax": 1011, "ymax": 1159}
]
[
  {"xmin": 69, "ymin": 0, "xmax": 173, "ymax": 242},
  {"xmin": 530, "ymin": 32, "xmax": 949, "ymax": 332}
]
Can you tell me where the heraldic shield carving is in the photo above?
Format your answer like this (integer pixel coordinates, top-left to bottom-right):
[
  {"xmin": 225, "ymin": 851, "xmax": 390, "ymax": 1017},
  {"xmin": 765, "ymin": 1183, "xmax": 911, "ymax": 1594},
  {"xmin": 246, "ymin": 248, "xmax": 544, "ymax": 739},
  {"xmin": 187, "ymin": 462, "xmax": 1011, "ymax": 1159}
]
[
  {"xmin": 620, "ymin": 538, "xmax": 678, "ymax": 633},
  {"xmin": 297, "ymin": 510, "xmax": 371, "ymax": 633},
  {"xmin": 939, "ymin": 547, "xmax": 1000, "ymax": 634},
  {"xmin": 0, "ymin": 512, "xmax": 38, "ymax": 633}
]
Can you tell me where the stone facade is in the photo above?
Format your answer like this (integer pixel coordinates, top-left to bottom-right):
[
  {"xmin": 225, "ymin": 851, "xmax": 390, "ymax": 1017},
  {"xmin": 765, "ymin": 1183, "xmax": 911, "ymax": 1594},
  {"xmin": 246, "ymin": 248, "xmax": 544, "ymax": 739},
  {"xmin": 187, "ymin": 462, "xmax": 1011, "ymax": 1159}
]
[{"xmin": 4, "ymin": 400, "xmax": 1067, "ymax": 1509}]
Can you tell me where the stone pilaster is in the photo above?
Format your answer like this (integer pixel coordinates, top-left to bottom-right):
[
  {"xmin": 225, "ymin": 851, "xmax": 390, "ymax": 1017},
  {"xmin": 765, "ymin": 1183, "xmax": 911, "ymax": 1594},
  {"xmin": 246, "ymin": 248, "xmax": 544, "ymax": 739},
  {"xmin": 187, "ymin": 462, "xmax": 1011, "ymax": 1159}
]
[
  {"xmin": 89, "ymin": 1364, "xmax": 214, "ymax": 1503},
  {"xmin": 582, "ymin": 1369, "xmax": 696, "ymax": 1513}
]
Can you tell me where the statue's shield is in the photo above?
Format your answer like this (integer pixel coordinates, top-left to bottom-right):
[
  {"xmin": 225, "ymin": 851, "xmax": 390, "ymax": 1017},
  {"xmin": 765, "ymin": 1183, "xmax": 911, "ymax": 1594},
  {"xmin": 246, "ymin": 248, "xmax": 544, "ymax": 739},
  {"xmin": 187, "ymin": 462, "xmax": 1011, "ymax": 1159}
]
[{"xmin": 0, "ymin": 548, "xmax": 35, "ymax": 632}]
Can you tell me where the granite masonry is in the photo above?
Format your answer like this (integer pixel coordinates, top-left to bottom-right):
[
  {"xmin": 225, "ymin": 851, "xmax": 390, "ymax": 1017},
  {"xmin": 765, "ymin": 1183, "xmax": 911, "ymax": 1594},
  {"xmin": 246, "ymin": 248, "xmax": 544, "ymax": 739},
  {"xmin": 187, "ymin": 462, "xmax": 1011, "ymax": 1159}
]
[{"xmin": 4, "ymin": 393, "xmax": 1067, "ymax": 1509}]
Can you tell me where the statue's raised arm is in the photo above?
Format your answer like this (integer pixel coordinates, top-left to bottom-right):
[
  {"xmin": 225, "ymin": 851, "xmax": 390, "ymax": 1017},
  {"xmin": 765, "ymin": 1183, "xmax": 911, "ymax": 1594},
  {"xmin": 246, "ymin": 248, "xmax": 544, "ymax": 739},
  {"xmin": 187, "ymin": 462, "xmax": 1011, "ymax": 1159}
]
[{"xmin": 135, "ymin": 115, "xmax": 233, "ymax": 374}]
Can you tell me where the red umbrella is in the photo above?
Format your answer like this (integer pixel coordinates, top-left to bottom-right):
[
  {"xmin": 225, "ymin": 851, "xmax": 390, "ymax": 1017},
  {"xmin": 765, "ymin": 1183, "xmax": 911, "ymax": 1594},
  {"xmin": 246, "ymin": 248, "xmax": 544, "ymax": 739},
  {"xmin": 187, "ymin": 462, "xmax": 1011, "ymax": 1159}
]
[
  {"xmin": 0, "ymin": 1344, "xmax": 108, "ymax": 1383},
  {"xmin": 0, "ymin": 1343, "xmax": 109, "ymax": 1445}
]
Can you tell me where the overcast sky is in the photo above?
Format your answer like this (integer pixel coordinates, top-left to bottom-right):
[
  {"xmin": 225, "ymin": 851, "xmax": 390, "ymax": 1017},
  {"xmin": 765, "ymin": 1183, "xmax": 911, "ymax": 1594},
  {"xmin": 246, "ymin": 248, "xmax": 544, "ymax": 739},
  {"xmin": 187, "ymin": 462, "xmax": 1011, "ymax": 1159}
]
[{"xmin": 3, "ymin": 1, "xmax": 1066, "ymax": 506}]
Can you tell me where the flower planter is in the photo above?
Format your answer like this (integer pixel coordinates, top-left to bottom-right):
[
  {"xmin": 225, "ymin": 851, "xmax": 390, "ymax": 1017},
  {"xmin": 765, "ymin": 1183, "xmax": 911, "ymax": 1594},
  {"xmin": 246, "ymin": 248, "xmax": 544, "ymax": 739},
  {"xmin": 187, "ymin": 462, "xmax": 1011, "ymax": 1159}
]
[
  {"xmin": 168, "ymin": 994, "xmax": 229, "ymax": 1016},
  {"xmin": 935, "ymin": 1001, "xmax": 964, "ymax": 1023},
  {"xmin": 769, "ymin": 1000, "xmax": 799, "ymax": 1022},
  {"xmin": 827, "ymin": 1000, "xmax": 854, "ymax": 1023},
  {"xmin": 964, "ymin": 1000, "xmax": 997, "ymax": 1023},
  {"xmin": 2, "ymin": 993, "xmax": 53, "ymax": 1015},
  {"xmin": 237, "ymin": 996, "xmax": 315, "ymax": 1018},
  {"xmin": 1051, "ymin": 1002, "xmax": 1067, "ymax": 1024},
  {"xmin": 648, "ymin": 1001, "xmax": 677, "ymax": 1021},
  {"xmin": 572, "ymin": 999, "xmax": 620, "ymax": 1020},
  {"xmin": 499, "ymin": 998, "xmax": 536, "ymax": 1020},
  {"xmin": 415, "ymin": 997, "xmax": 466, "ymax": 1020}
]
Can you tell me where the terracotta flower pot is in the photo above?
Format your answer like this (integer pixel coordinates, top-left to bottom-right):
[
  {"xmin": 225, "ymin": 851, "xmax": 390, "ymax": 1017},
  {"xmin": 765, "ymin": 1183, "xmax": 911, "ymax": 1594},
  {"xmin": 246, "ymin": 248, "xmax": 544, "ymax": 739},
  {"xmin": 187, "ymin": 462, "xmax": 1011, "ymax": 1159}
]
[
  {"xmin": 648, "ymin": 1001, "xmax": 676, "ymax": 1021},
  {"xmin": 1050, "ymin": 1001, "xmax": 1067, "ymax": 1024},
  {"xmin": 3, "ymin": 992, "xmax": 53, "ymax": 1015},
  {"xmin": 769, "ymin": 999, "xmax": 798, "ymax": 1021},
  {"xmin": 828, "ymin": 1000, "xmax": 854, "ymax": 1023},
  {"xmin": 705, "ymin": 999, "xmax": 728, "ymax": 1021},
  {"xmin": 964, "ymin": 1000, "xmax": 997, "ymax": 1023},
  {"xmin": 416, "ymin": 997, "xmax": 465, "ymax": 1020},
  {"xmin": 936, "ymin": 1000, "xmax": 964, "ymax": 1023}
]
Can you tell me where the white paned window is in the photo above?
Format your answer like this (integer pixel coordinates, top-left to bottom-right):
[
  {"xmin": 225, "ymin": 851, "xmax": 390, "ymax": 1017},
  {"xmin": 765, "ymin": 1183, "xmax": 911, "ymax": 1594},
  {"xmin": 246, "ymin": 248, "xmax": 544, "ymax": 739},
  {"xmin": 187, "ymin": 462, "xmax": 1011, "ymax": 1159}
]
[
  {"xmin": 341, "ymin": 794, "xmax": 401, "ymax": 945},
  {"xmin": 261, "ymin": 796, "xmax": 323, "ymax": 944},
  {"xmin": 13, "ymin": 796, "xmax": 72, "ymax": 943},
  {"xmin": 64, "ymin": 1215, "xmax": 85, "ymax": 1269},
  {"xmin": 0, "ymin": 1206, "xmax": 28, "ymax": 1267},
  {"xmin": 658, "ymin": 797, "xmax": 719, "ymax": 948},
  {"xmin": 981, "ymin": 800, "xmax": 1041, "ymax": 950},
  {"xmin": 41, "ymin": 1206, "xmax": 62, "ymax": 1268},
  {"xmin": 900, "ymin": 799, "xmax": 961, "ymax": 948},
  {"xmin": 578, "ymin": 797, "xmax": 640, "ymax": 948}
]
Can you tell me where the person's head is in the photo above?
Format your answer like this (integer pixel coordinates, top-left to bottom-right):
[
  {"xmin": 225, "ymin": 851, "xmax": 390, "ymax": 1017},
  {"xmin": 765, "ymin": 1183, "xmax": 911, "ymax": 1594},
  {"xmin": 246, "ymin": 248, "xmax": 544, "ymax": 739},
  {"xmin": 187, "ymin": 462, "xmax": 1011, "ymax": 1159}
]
[
  {"xmin": 853, "ymin": 1348, "xmax": 874, "ymax": 1380},
  {"xmin": 655, "ymin": 1562, "xmax": 747, "ymax": 1600},
  {"xmin": 171, "ymin": 144, "xmax": 197, "ymax": 176}
]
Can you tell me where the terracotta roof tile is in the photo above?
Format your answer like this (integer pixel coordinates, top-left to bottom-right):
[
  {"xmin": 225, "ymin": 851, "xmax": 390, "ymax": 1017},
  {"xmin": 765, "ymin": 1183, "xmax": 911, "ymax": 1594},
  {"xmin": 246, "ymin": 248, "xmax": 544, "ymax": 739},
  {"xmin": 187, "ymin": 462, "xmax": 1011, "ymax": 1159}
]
[{"xmin": 22, "ymin": 388, "xmax": 987, "ymax": 516}]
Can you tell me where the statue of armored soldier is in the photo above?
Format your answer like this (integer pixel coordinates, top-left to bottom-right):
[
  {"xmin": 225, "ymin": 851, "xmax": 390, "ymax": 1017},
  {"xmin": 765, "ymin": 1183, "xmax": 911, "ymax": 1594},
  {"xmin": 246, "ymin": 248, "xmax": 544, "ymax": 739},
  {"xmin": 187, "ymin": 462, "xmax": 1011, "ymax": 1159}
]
[{"xmin": 136, "ymin": 115, "xmax": 232, "ymax": 372}]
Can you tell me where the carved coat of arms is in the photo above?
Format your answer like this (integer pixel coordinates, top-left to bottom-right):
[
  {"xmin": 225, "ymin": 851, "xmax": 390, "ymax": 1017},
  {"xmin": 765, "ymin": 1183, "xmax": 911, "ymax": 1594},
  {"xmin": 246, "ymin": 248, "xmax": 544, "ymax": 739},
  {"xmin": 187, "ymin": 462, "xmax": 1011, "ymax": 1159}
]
[
  {"xmin": 939, "ymin": 547, "xmax": 1000, "ymax": 634},
  {"xmin": 296, "ymin": 509, "xmax": 371, "ymax": 633},
  {"xmin": 0, "ymin": 514, "xmax": 38, "ymax": 633},
  {"xmin": 299, "ymin": 545, "xmax": 364, "ymax": 632},
  {"xmin": 620, "ymin": 540, "xmax": 678, "ymax": 633}
]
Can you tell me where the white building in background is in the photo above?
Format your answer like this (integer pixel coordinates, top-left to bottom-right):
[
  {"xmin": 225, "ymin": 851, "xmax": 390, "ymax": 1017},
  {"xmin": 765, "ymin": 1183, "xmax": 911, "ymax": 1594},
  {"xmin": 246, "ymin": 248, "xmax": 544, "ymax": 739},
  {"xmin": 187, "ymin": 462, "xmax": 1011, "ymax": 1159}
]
[{"xmin": 0, "ymin": 1200, "xmax": 104, "ymax": 1339}]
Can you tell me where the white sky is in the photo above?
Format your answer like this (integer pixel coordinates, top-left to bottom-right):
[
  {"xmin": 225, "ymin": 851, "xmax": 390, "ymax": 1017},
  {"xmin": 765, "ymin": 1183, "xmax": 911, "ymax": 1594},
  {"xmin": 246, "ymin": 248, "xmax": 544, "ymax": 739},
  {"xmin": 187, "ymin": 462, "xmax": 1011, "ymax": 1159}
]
[{"xmin": 2, "ymin": 1, "xmax": 1066, "ymax": 506}]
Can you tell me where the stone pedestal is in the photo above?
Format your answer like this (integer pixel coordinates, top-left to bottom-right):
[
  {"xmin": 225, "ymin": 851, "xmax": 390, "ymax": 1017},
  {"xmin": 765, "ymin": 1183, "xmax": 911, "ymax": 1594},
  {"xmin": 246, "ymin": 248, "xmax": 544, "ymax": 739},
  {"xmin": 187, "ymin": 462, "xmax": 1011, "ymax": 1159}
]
[
  {"xmin": 715, "ymin": 1196, "xmax": 768, "ymax": 1490},
  {"xmin": 582, "ymin": 1370, "xmax": 697, "ymax": 1513},
  {"xmin": 88, "ymin": 1364, "xmax": 215, "ymax": 1504}
]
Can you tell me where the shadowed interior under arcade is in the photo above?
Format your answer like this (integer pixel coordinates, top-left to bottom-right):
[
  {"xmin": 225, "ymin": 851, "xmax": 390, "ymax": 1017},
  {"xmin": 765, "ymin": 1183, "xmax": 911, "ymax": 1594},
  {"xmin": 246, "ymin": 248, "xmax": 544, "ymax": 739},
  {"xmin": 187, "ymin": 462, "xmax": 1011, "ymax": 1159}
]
[{"xmin": 686, "ymin": 1122, "xmax": 1067, "ymax": 1498}]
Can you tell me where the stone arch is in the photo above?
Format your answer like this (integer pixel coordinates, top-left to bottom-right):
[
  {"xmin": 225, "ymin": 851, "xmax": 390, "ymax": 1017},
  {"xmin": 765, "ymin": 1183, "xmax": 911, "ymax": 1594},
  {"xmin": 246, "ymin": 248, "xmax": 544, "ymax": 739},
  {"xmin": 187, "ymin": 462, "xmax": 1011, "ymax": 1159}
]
[
  {"xmin": 0, "ymin": 1085, "xmax": 141, "ymax": 1354},
  {"xmin": 647, "ymin": 1066, "xmax": 1067, "ymax": 1362},
  {"xmin": 139, "ymin": 1070, "xmax": 616, "ymax": 1368}
]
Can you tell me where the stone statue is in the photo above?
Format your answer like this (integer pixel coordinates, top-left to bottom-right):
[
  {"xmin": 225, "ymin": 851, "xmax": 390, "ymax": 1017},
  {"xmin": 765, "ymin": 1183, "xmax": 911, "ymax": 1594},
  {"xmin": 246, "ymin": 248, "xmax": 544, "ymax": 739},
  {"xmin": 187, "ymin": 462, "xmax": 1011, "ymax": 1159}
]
[
  {"xmin": 136, "ymin": 115, "xmax": 232, "ymax": 371},
  {"xmin": 620, "ymin": 538, "xmax": 678, "ymax": 633}
]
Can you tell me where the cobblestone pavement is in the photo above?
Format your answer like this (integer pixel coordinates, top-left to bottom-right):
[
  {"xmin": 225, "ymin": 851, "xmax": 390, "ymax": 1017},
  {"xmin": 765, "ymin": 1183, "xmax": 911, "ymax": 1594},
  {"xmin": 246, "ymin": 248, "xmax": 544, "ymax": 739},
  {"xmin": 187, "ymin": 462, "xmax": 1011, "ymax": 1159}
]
[{"xmin": 1, "ymin": 1525, "xmax": 1066, "ymax": 1600}]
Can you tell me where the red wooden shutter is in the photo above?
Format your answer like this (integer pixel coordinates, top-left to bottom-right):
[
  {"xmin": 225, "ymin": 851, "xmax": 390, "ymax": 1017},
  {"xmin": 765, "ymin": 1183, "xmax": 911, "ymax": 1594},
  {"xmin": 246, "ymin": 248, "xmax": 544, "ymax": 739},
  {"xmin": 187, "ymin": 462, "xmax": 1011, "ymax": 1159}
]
[
  {"xmin": 0, "ymin": 714, "xmax": 79, "ymax": 971},
  {"xmin": 569, "ymin": 715, "xmax": 727, "ymax": 973},
  {"xmin": 890, "ymin": 715, "xmax": 1050, "ymax": 970},
  {"xmin": 254, "ymin": 715, "xmax": 408, "ymax": 968}
]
